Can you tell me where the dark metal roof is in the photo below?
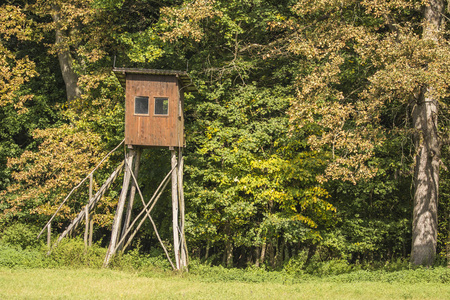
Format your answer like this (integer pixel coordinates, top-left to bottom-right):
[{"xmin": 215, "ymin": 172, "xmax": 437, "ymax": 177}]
[{"xmin": 113, "ymin": 68, "xmax": 197, "ymax": 92}]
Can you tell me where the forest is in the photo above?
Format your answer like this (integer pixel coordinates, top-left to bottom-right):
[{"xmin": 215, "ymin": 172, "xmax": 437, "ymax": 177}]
[{"xmin": 1, "ymin": 0, "xmax": 450, "ymax": 271}]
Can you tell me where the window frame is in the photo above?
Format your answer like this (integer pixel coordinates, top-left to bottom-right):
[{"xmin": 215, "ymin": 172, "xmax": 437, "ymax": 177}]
[
  {"xmin": 154, "ymin": 97, "xmax": 169, "ymax": 116},
  {"xmin": 134, "ymin": 96, "xmax": 149, "ymax": 115}
]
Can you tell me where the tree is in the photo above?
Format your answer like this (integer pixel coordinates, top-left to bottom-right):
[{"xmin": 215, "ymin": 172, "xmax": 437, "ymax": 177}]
[
  {"xmin": 157, "ymin": 0, "xmax": 339, "ymax": 267},
  {"xmin": 286, "ymin": 0, "xmax": 450, "ymax": 266},
  {"xmin": 411, "ymin": 0, "xmax": 444, "ymax": 266}
]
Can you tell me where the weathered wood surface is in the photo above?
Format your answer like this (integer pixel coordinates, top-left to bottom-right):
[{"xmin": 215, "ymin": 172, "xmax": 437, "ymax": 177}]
[
  {"xmin": 120, "ymin": 148, "xmax": 142, "ymax": 245},
  {"xmin": 171, "ymin": 150, "xmax": 181, "ymax": 269},
  {"xmin": 119, "ymin": 164, "xmax": 175, "ymax": 252},
  {"xmin": 120, "ymin": 158, "xmax": 176, "ymax": 269},
  {"xmin": 125, "ymin": 74, "xmax": 184, "ymax": 147},
  {"xmin": 178, "ymin": 152, "xmax": 188, "ymax": 268},
  {"xmin": 84, "ymin": 173, "xmax": 93, "ymax": 249},
  {"xmin": 104, "ymin": 151, "xmax": 135, "ymax": 266}
]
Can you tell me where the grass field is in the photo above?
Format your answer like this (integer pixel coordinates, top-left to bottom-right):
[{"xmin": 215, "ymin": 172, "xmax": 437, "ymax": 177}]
[{"xmin": 1, "ymin": 268, "xmax": 450, "ymax": 299}]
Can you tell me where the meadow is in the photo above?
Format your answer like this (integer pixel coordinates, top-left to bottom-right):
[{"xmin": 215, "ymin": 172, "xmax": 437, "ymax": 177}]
[
  {"xmin": 1, "ymin": 267, "xmax": 450, "ymax": 299},
  {"xmin": 1, "ymin": 235, "xmax": 450, "ymax": 299}
]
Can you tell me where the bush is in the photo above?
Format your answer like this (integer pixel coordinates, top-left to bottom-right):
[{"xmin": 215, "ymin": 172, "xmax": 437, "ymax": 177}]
[
  {"xmin": 326, "ymin": 267, "xmax": 450, "ymax": 283},
  {"xmin": 304, "ymin": 259, "xmax": 354, "ymax": 276},
  {"xmin": 188, "ymin": 260, "xmax": 298, "ymax": 283},
  {"xmin": 110, "ymin": 245, "xmax": 171, "ymax": 273},
  {"xmin": 1, "ymin": 223, "xmax": 42, "ymax": 250},
  {"xmin": 0, "ymin": 243, "xmax": 47, "ymax": 268},
  {"xmin": 284, "ymin": 251, "xmax": 308, "ymax": 275},
  {"xmin": 48, "ymin": 238, "xmax": 106, "ymax": 268}
]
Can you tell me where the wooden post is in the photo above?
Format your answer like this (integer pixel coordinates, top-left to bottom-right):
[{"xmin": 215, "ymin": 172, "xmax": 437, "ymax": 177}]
[
  {"xmin": 171, "ymin": 149, "xmax": 180, "ymax": 269},
  {"xmin": 120, "ymin": 147, "xmax": 142, "ymax": 245},
  {"xmin": 84, "ymin": 173, "xmax": 93, "ymax": 249},
  {"xmin": 104, "ymin": 149, "xmax": 135, "ymax": 266},
  {"xmin": 88, "ymin": 172, "xmax": 94, "ymax": 247},
  {"xmin": 89, "ymin": 217, "xmax": 93, "ymax": 247},
  {"xmin": 47, "ymin": 223, "xmax": 51, "ymax": 249},
  {"xmin": 178, "ymin": 150, "xmax": 187, "ymax": 268}
]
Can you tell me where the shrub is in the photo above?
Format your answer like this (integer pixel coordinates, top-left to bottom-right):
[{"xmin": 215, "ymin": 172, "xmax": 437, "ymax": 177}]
[
  {"xmin": 188, "ymin": 260, "xmax": 298, "ymax": 283},
  {"xmin": 284, "ymin": 251, "xmax": 308, "ymax": 275},
  {"xmin": 304, "ymin": 259, "xmax": 354, "ymax": 276},
  {"xmin": 327, "ymin": 267, "xmax": 450, "ymax": 283},
  {"xmin": 0, "ymin": 243, "xmax": 47, "ymax": 268},
  {"xmin": 0, "ymin": 222, "xmax": 41, "ymax": 250},
  {"xmin": 48, "ymin": 238, "xmax": 106, "ymax": 268},
  {"xmin": 110, "ymin": 245, "xmax": 171, "ymax": 272}
]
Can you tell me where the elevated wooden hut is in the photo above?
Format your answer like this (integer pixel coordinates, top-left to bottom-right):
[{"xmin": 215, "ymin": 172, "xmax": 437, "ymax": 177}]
[{"xmin": 113, "ymin": 68, "xmax": 196, "ymax": 148}]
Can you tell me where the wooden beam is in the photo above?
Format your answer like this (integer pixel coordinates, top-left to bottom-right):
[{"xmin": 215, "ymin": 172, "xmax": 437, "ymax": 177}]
[
  {"xmin": 116, "ymin": 165, "xmax": 176, "ymax": 252},
  {"xmin": 120, "ymin": 162, "xmax": 176, "ymax": 270},
  {"xmin": 120, "ymin": 147, "xmax": 142, "ymax": 246},
  {"xmin": 84, "ymin": 173, "xmax": 93, "ymax": 249},
  {"xmin": 178, "ymin": 150, "xmax": 188, "ymax": 268},
  {"xmin": 47, "ymin": 223, "xmax": 51, "ymax": 250},
  {"xmin": 171, "ymin": 150, "xmax": 180, "ymax": 269},
  {"xmin": 104, "ymin": 150, "xmax": 135, "ymax": 266}
]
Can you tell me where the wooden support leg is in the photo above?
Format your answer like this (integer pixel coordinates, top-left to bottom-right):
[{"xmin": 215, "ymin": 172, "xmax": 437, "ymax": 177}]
[
  {"xmin": 117, "ymin": 165, "xmax": 177, "ymax": 270},
  {"xmin": 171, "ymin": 149, "xmax": 181, "ymax": 269},
  {"xmin": 47, "ymin": 223, "xmax": 51, "ymax": 250},
  {"xmin": 104, "ymin": 149, "xmax": 135, "ymax": 267},
  {"xmin": 178, "ymin": 150, "xmax": 188, "ymax": 268},
  {"xmin": 89, "ymin": 217, "xmax": 93, "ymax": 247},
  {"xmin": 84, "ymin": 173, "xmax": 93, "ymax": 249},
  {"xmin": 120, "ymin": 147, "xmax": 142, "ymax": 247}
]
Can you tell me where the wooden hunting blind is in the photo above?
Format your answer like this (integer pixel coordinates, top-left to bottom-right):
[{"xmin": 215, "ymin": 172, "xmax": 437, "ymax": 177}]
[
  {"xmin": 42, "ymin": 68, "xmax": 194, "ymax": 271},
  {"xmin": 113, "ymin": 68, "xmax": 196, "ymax": 147}
]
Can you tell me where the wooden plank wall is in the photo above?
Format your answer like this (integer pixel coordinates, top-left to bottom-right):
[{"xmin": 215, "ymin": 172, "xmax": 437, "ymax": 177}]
[{"xmin": 125, "ymin": 74, "xmax": 184, "ymax": 147}]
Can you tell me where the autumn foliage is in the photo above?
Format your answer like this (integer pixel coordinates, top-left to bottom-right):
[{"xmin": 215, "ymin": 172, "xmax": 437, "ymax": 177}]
[{"xmin": 1, "ymin": 0, "xmax": 450, "ymax": 268}]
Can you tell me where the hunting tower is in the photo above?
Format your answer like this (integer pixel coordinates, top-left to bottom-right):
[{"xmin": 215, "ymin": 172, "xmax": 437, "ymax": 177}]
[
  {"xmin": 105, "ymin": 68, "xmax": 195, "ymax": 269},
  {"xmin": 40, "ymin": 68, "xmax": 195, "ymax": 272},
  {"xmin": 113, "ymin": 68, "xmax": 195, "ymax": 147}
]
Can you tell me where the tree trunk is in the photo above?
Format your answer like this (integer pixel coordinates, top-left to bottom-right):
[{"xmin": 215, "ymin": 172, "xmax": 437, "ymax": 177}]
[
  {"xmin": 51, "ymin": 5, "xmax": 82, "ymax": 103},
  {"xmin": 447, "ymin": 216, "xmax": 450, "ymax": 268},
  {"xmin": 411, "ymin": 88, "xmax": 440, "ymax": 266},
  {"xmin": 259, "ymin": 242, "xmax": 267, "ymax": 266},
  {"xmin": 276, "ymin": 237, "xmax": 285, "ymax": 268},
  {"xmin": 225, "ymin": 240, "xmax": 233, "ymax": 268},
  {"xmin": 205, "ymin": 240, "xmax": 210, "ymax": 260},
  {"xmin": 410, "ymin": 0, "xmax": 443, "ymax": 267},
  {"xmin": 255, "ymin": 246, "xmax": 261, "ymax": 267}
]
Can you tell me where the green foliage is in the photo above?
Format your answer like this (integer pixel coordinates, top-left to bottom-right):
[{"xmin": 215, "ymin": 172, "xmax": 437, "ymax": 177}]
[
  {"xmin": 110, "ymin": 243, "xmax": 171, "ymax": 272},
  {"xmin": 304, "ymin": 259, "xmax": 354, "ymax": 277},
  {"xmin": 0, "ymin": 244, "xmax": 47, "ymax": 269},
  {"xmin": 189, "ymin": 260, "xmax": 296, "ymax": 283},
  {"xmin": 48, "ymin": 238, "xmax": 106, "ymax": 268},
  {"xmin": 1, "ymin": 0, "xmax": 449, "ymax": 270},
  {"xmin": 0, "ymin": 222, "xmax": 41, "ymax": 250},
  {"xmin": 327, "ymin": 267, "xmax": 450, "ymax": 284}
]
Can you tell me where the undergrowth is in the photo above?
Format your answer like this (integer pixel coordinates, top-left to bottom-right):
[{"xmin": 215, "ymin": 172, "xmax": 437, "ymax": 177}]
[{"xmin": 1, "ymin": 223, "xmax": 449, "ymax": 284}]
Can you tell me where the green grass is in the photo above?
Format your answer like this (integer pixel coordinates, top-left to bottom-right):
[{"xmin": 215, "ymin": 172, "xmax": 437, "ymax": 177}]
[
  {"xmin": 1, "ymin": 268, "xmax": 449, "ymax": 299},
  {"xmin": 1, "ymin": 238, "xmax": 449, "ymax": 299}
]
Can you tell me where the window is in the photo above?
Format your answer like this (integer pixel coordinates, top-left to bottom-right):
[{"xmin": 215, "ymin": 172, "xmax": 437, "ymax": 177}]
[
  {"xmin": 154, "ymin": 97, "xmax": 169, "ymax": 115},
  {"xmin": 134, "ymin": 96, "xmax": 149, "ymax": 115}
]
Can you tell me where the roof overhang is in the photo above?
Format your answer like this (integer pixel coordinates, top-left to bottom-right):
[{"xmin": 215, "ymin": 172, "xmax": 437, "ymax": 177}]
[{"xmin": 113, "ymin": 68, "xmax": 197, "ymax": 93}]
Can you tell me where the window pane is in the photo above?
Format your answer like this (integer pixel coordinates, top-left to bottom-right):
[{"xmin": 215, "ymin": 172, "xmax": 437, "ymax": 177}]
[
  {"xmin": 155, "ymin": 97, "xmax": 169, "ymax": 115},
  {"xmin": 135, "ymin": 96, "xmax": 149, "ymax": 115}
]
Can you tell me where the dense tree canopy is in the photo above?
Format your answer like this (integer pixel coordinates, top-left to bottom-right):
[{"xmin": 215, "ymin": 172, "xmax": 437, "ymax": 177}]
[{"xmin": 1, "ymin": 0, "xmax": 450, "ymax": 268}]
